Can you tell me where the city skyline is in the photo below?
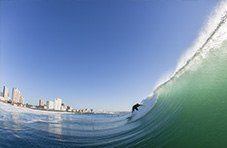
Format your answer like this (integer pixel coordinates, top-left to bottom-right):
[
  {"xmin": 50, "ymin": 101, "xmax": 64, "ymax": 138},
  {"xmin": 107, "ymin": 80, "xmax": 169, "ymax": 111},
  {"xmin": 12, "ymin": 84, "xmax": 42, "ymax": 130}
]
[
  {"xmin": 0, "ymin": 85, "xmax": 80, "ymax": 109},
  {"xmin": 0, "ymin": 85, "xmax": 93, "ymax": 113},
  {"xmin": 0, "ymin": 85, "xmax": 66, "ymax": 107},
  {"xmin": 0, "ymin": 0, "xmax": 217, "ymax": 111}
]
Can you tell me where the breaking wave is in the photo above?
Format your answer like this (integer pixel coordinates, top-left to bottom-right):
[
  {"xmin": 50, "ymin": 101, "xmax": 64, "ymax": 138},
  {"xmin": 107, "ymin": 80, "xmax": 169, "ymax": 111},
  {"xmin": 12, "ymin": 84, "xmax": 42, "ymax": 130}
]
[{"xmin": 1, "ymin": 1, "xmax": 227, "ymax": 147}]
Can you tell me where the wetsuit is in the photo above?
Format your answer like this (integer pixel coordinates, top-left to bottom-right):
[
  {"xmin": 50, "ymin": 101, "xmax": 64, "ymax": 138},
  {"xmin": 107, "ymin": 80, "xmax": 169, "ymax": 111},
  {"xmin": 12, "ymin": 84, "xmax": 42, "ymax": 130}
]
[{"xmin": 132, "ymin": 103, "xmax": 141, "ymax": 112}]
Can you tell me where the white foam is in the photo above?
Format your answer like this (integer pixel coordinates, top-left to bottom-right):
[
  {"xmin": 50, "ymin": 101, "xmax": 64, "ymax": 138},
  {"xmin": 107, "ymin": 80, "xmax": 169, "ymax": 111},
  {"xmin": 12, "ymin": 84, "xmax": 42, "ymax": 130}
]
[
  {"xmin": 151, "ymin": 1, "xmax": 227, "ymax": 93},
  {"xmin": 142, "ymin": 1, "xmax": 227, "ymax": 113},
  {"xmin": 176, "ymin": 1, "xmax": 227, "ymax": 74}
]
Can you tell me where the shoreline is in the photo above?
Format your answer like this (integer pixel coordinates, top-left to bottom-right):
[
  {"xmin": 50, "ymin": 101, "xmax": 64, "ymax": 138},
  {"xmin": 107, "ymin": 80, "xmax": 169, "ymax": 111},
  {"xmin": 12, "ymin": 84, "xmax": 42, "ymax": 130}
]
[
  {"xmin": 0, "ymin": 101, "xmax": 74, "ymax": 115},
  {"xmin": 0, "ymin": 101, "xmax": 126, "ymax": 115}
]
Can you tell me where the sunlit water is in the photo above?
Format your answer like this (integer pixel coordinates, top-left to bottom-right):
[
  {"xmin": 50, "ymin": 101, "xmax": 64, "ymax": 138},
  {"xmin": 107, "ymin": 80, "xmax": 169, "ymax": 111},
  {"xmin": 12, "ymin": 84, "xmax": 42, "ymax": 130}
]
[{"xmin": 1, "ymin": 2, "xmax": 227, "ymax": 148}]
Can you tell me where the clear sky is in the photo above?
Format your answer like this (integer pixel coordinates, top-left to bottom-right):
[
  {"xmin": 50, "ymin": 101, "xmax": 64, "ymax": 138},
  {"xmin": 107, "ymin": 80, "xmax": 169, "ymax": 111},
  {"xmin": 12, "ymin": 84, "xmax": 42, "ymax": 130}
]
[{"xmin": 0, "ymin": 0, "xmax": 217, "ymax": 111}]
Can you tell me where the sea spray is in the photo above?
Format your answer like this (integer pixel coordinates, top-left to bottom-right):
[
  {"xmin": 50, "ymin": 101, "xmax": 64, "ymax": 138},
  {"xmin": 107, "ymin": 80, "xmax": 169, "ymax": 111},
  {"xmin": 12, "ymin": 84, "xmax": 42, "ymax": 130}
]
[{"xmin": 1, "ymin": 1, "xmax": 227, "ymax": 147}]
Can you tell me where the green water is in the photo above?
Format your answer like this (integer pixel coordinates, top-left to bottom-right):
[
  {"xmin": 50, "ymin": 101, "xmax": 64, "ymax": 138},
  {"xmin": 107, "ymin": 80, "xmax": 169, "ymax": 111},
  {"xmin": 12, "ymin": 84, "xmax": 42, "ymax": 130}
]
[
  {"xmin": 135, "ymin": 41, "xmax": 227, "ymax": 147},
  {"xmin": 1, "ymin": 35, "xmax": 225, "ymax": 148}
]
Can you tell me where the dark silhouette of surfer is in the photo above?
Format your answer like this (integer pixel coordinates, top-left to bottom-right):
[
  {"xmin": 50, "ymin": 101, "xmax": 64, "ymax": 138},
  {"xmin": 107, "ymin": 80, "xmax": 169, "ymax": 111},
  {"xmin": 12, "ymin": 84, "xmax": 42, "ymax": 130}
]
[{"xmin": 132, "ymin": 103, "xmax": 142, "ymax": 112}]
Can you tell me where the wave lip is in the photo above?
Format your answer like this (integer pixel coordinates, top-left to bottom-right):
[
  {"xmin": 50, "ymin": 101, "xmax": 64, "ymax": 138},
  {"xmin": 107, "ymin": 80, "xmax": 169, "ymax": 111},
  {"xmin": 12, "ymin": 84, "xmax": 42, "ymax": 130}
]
[
  {"xmin": 1, "ymin": 1, "xmax": 227, "ymax": 148},
  {"xmin": 152, "ymin": 1, "xmax": 227, "ymax": 94}
]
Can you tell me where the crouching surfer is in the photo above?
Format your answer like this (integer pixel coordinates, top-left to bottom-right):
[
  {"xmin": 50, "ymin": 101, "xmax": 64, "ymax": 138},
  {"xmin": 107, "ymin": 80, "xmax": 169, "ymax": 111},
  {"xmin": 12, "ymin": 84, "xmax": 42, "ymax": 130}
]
[
  {"xmin": 132, "ymin": 103, "xmax": 142, "ymax": 113},
  {"xmin": 127, "ymin": 103, "xmax": 143, "ymax": 121}
]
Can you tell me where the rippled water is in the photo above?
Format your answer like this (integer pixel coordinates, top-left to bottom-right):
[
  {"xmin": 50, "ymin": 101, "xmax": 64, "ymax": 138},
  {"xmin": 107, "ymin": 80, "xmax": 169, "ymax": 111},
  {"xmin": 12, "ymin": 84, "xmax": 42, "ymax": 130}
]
[
  {"xmin": 0, "ymin": 93, "xmax": 157, "ymax": 147},
  {"xmin": 1, "ymin": 1, "xmax": 227, "ymax": 148},
  {"xmin": 0, "ymin": 102, "xmax": 132, "ymax": 147}
]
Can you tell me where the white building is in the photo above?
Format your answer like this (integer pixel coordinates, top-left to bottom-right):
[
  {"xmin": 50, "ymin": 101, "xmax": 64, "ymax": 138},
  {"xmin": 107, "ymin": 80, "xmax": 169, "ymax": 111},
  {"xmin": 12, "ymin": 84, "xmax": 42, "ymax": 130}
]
[
  {"xmin": 39, "ymin": 99, "xmax": 45, "ymax": 107},
  {"xmin": 46, "ymin": 100, "xmax": 54, "ymax": 110},
  {"xmin": 54, "ymin": 98, "xmax": 62, "ymax": 111},
  {"xmin": 12, "ymin": 88, "xmax": 24, "ymax": 104},
  {"xmin": 61, "ymin": 104, "xmax": 67, "ymax": 111},
  {"xmin": 0, "ymin": 92, "xmax": 4, "ymax": 101},
  {"xmin": 0, "ymin": 96, "xmax": 4, "ymax": 101},
  {"xmin": 3, "ymin": 86, "xmax": 10, "ymax": 101}
]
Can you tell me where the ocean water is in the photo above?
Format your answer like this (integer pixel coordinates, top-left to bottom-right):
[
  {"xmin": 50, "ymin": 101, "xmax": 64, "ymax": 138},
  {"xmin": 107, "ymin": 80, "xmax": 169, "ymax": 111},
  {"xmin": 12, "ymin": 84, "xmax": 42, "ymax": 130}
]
[{"xmin": 1, "ymin": 2, "xmax": 227, "ymax": 148}]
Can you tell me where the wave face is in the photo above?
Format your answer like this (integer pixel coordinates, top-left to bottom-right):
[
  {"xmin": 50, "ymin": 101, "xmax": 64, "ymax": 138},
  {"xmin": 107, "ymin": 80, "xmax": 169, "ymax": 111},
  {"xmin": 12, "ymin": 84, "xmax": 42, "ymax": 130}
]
[
  {"xmin": 1, "ymin": 1, "xmax": 227, "ymax": 148},
  {"xmin": 152, "ymin": 41, "xmax": 227, "ymax": 147}
]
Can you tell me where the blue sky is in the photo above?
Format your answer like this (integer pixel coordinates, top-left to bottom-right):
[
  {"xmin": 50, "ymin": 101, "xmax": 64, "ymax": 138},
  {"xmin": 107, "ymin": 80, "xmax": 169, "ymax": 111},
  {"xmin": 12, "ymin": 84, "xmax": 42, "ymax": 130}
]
[{"xmin": 0, "ymin": 0, "xmax": 217, "ymax": 111}]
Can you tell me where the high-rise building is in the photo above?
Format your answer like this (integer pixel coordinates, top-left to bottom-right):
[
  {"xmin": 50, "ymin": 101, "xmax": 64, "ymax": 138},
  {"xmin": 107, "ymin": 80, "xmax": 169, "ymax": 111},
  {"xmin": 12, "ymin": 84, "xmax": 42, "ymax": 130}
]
[
  {"xmin": 3, "ymin": 86, "xmax": 10, "ymax": 101},
  {"xmin": 46, "ymin": 100, "xmax": 54, "ymax": 110},
  {"xmin": 0, "ymin": 92, "xmax": 4, "ymax": 101},
  {"xmin": 39, "ymin": 99, "xmax": 45, "ymax": 107},
  {"xmin": 54, "ymin": 98, "xmax": 62, "ymax": 110},
  {"xmin": 61, "ymin": 103, "xmax": 67, "ymax": 111},
  {"xmin": 12, "ymin": 88, "xmax": 24, "ymax": 104}
]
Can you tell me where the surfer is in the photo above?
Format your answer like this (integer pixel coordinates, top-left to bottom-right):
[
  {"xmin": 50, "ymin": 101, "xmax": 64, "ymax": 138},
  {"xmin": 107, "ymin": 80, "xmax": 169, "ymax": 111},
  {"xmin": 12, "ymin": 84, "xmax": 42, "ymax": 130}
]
[{"xmin": 132, "ymin": 103, "xmax": 142, "ymax": 112}]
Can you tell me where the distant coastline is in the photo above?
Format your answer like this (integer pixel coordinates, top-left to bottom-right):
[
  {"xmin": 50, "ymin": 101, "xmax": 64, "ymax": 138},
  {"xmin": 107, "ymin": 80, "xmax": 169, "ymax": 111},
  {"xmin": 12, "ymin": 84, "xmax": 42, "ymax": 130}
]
[
  {"xmin": 0, "ymin": 100, "xmax": 74, "ymax": 114},
  {"xmin": 0, "ymin": 85, "xmax": 94, "ymax": 114},
  {"xmin": 0, "ymin": 101, "xmax": 128, "ymax": 115}
]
